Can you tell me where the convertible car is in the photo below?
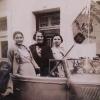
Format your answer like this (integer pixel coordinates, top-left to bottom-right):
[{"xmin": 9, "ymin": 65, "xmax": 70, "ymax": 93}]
[{"xmin": 12, "ymin": 58, "xmax": 100, "ymax": 100}]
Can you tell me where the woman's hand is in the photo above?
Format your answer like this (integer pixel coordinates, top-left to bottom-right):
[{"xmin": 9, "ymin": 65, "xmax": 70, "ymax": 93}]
[
  {"xmin": 1, "ymin": 88, "xmax": 13, "ymax": 97},
  {"xmin": 35, "ymin": 67, "xmax": 40, "ymax": 75}
]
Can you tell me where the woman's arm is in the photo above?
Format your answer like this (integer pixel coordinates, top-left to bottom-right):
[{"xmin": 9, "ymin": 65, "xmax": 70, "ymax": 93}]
[
  {"xmin": 7, "ymin": 48, "xmax": 14, "ymax": 71},
  {"xmin": 30, "ymin": 51, "xmax": 40, "ymax": 69}
]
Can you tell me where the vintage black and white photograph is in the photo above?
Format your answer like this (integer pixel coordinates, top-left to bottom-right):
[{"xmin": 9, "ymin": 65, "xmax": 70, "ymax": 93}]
[{"xmin": 0, "ymin": 0, "xmax": 100, "ymax": 100}]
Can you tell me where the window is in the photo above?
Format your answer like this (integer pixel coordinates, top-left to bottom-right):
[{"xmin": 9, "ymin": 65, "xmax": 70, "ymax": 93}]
[
  {"xmin": 39, "ymin": 16, "xmax": 48, "ymax": 27},
  {"xmin": 38, "ymin": 12, "xmax": 60, "ymax": 30},
  {"xmin": 0, "ymin": 17, "xmax": 7, "ymax": 32},
  {"xmin": 0, "ymin": 16, "xmax": 8, "ymax": 60},
  {"xmin": 51, "ymin": 14, "xmax": 60, "ymax": 26},
  {"xmin": 35, "ymin": 11, "xmax": 60, "ymax": 47},
  {"xmin": 1, "ymin": 41, "xmax": 8, "ymax": 58}
]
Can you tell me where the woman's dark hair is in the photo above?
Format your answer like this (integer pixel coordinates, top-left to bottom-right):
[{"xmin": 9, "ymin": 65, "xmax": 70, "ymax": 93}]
[
  {"xmin": 13, "ymin": 31, "xmax": 24, "ymax": 39},
  {"xmin": 52, "ymin": 34, "xmax": 63, "ymax": 43},
  {"xmin": 33, "ymin": 31, "xmax": 47, "ymax": 43}
]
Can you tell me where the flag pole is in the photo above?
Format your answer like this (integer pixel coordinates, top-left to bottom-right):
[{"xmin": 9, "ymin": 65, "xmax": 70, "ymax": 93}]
[
  {"xmin": 87, "ymin": 0, "xmax": 91, "ymax": 43},
  {"xmin": 86, "ymin": 0, "xmax": 91, "ymax": 69}
]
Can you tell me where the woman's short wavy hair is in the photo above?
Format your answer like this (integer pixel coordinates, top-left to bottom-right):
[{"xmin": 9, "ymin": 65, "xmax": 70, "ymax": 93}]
[
  {"xmin": 33, "ymin": 31, "xmax": 46, "ymax": 43},
  {"xmin": 13, "ymin": 31, "xmax": 24, "ymax": 39},
  {"xmin": 52, "ymin": 34, "xmax": 63, "ymax": 43}
]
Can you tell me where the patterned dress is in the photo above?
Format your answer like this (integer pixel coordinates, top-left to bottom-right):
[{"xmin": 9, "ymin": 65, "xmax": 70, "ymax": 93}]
[
  {"xmin": 8, "ymin": 45, "xmax": 37, "ymax": 77},
  {"xmin": 52, "ymin": 47, "xmax": 65, "ymax": 77}
]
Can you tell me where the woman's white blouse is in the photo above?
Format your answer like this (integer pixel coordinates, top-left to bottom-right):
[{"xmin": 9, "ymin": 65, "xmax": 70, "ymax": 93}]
[{"xmin": 52, "ymin": 47, "xmax": 65, "ymax": 59}]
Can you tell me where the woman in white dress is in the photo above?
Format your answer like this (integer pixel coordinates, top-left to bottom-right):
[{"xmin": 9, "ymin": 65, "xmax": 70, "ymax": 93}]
[
  {"xmin": 8, "ymin": 31, "xmax": 39, "ymax": 77},
  {"xmin": 51, "ymin": 35, "xmax": 65, "ymax": 77}
]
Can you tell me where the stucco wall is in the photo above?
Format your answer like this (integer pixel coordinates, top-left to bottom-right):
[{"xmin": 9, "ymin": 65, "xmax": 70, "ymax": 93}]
[{"xmin": 0, "ymin": 0, "xmax": 96, "ymax": 57}]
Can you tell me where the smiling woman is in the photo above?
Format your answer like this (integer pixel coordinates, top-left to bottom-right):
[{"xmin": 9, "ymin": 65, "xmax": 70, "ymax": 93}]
[
  {"xmin": 13, "ymin": 31, "xmax": 24, "ymax": 46},
  {"xmin": 51, "ymin": 35, "xmax": 66, "ymax": 77},
  {"xmin": 29, "ymin": 31, "xmax": 54, "ymax": 76},
  {"xmin": 8, "ymin": 31, "xmax": 38, "ymax": 77}
]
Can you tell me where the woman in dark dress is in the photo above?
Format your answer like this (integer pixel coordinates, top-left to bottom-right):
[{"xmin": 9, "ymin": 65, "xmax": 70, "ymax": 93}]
[{"xmin": 29, "ymin": 31, "xmax": 54, "ymax": 76}]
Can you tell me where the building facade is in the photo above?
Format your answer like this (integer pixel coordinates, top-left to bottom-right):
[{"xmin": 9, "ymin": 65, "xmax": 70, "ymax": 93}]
[{"xmin": 0, "ymin": 0, "xmax": 99, "ymax": 61}]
